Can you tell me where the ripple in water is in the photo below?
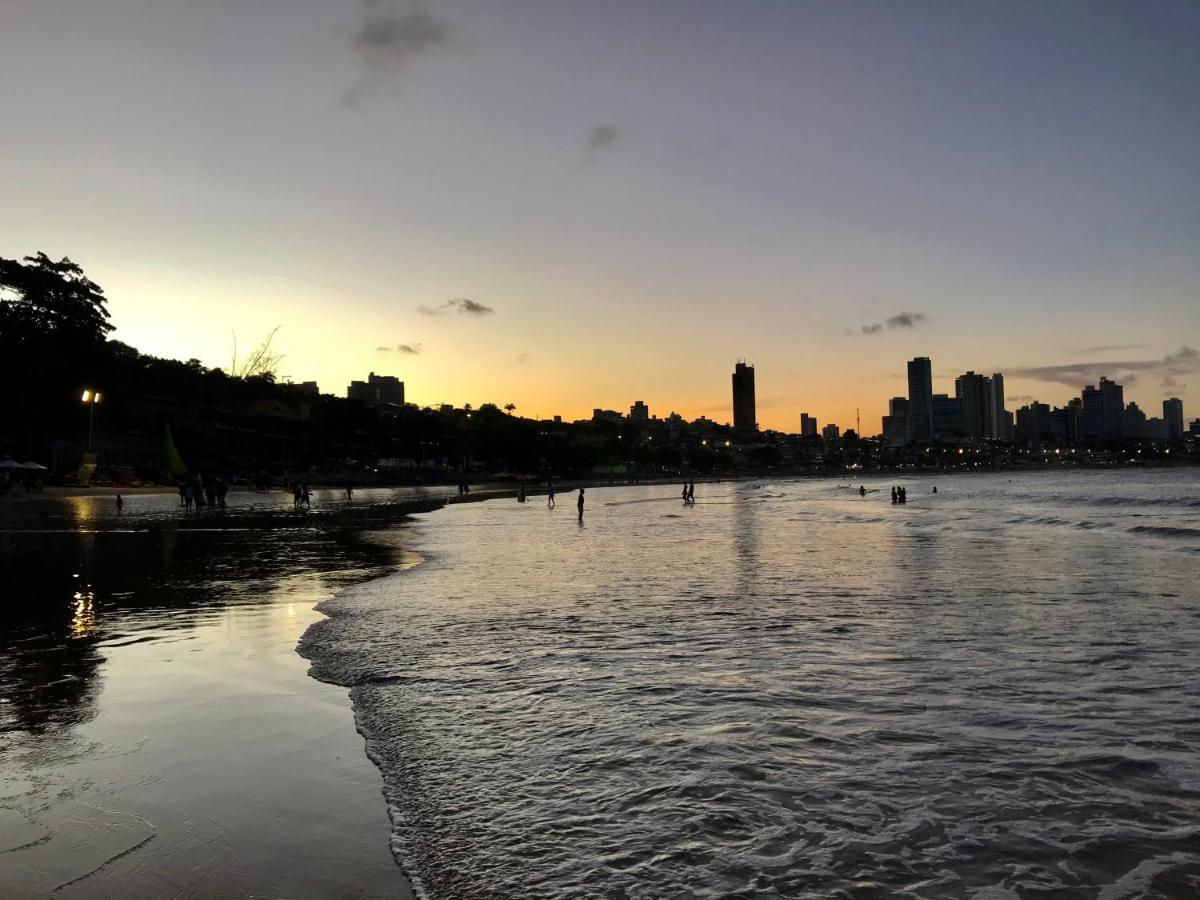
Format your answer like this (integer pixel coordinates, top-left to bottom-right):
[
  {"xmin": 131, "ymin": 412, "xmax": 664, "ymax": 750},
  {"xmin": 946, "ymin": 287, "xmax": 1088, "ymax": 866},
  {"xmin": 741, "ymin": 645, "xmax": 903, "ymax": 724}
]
[{"xmin": 301, "ymin": 472, "xmax": 1200, "ymax": 898}]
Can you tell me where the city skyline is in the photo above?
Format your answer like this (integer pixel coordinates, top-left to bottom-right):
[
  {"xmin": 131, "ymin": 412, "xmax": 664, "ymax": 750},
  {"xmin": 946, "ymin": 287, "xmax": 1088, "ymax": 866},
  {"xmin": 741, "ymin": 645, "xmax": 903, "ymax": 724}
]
[{"xmin": 3, "ymin": 1, "xmax": 1199, "ymax": 431}]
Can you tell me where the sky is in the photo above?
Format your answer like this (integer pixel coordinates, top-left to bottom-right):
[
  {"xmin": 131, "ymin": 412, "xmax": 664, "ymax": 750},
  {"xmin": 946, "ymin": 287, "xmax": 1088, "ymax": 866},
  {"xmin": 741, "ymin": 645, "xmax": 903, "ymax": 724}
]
[{"xmin": 2, "ymin": 0, "xmax": 1198, "ymax": 432}]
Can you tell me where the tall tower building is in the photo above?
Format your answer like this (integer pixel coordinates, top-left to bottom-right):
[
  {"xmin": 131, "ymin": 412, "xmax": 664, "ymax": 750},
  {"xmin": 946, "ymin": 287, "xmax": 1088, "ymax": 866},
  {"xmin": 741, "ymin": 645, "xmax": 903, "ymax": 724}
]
[
  {"xmin": 1099, "ymin": 377, "xmax": 1124, "ymax": 441},
  {"xmin": 954, "ymin": 371, "xmax": 990, "ymax": 440},
  {"xmin": 800, "ymin": 413, "xmax": 817, "ymax": 437},
  {"xmin": 989, "ymin": 373, "xmax": 1007, "ymax": 440},
  {"xmin": 1164, "ymin": 397, "xmax": 1184, "ymax": 440},
  {"xmin": 732, "ymin": 361, "xmax": 757, "ymax": 431},
  {"xmin": 906, "ymin": 357, "xmax": 934, "ymax": 443}
]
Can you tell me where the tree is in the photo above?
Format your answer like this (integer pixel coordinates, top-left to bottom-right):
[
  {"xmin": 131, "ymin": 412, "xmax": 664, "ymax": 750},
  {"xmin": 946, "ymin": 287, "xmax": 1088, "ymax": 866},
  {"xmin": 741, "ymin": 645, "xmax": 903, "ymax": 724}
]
[
  {"xmin": 230, "ymin": 326, "xmax": 283, "ymax": 380},
  {"xmin": 0, "ymin": 252, "xmax": 113, "ymax": 347},
  {"xmin": 504, "ymin": 403, "xmax": 516, "ymax": 415}
]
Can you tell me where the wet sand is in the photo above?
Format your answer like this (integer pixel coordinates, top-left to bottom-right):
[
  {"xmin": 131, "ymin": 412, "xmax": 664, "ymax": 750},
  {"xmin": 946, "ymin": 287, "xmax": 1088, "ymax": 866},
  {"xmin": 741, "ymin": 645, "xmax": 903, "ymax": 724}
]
[{"xmin": 0, "ymin": 490, "xmax": 448, "ymax": 898}]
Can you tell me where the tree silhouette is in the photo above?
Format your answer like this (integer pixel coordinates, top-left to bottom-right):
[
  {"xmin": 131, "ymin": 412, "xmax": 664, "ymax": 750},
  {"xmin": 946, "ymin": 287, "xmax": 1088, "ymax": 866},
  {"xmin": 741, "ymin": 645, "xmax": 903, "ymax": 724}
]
[
  {"xmin": 504, "ymin": 403, "xmax": 516, "ymax": 415},
  {"xmin": 0, "ymin": 252, "xmax": 112, "ymax": 347}
]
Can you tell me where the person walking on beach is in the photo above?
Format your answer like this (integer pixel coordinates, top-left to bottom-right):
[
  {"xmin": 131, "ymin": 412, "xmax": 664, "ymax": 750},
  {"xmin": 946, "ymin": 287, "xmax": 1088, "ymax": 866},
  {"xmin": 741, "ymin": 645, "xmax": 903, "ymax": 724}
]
[
  {"xmin": 178, "ymin": 483, "xmax": 186, "ymax": 507},
  {"xmin": 301, "ymin": 484, "xmax": 312, "ymax": 509},
  {"xmin": 115, "ymin": 494, "xmax": 124, "ymax": 514},
  {"xmin": 687, "ymin": 480, "xmax": 695, "ymax": 504},
  {"xmin": 682, "ymin": 481, "xmax": 689, "ymax": 504},
  {"xmin": 577, "ymin": 487, "xmax": 585, "ymax": 521},
  {"xmin": 547, "ymin": 483, "xmax": 555, "ymax": 508},
  {"xmin": 184, "ymin": 484, "xmax": 194, "ymax": 512},
  {"xmin": 891, "ymin": 487, "xmax": 898, "ymax": 504},
  {"xmin": 345, "ymin": 484, "xmax": 353, "ymax": 501}
]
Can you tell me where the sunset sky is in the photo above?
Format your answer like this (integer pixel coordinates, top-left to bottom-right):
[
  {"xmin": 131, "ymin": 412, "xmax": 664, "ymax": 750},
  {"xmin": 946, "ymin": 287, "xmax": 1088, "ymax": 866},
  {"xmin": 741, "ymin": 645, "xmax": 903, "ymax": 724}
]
[{"xmin": 3, "ymin": 0, "xmax": 1198, "ymax": 432}]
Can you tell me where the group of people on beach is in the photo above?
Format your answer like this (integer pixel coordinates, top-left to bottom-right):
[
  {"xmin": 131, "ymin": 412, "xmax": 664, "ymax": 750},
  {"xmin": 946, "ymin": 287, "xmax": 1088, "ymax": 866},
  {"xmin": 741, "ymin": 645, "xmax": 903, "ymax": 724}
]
[
  {"xmin": 291, "ymin": 482, "xmax": 312, "ymax": 509},
  {"xmin": 681, "ymin": 480, "xmax": 696, "ymax": 505},
  {"xmin": 178, "ymin": 477, "xmax": 228, "ymax": 511},
  {"xmin": 891, "ymin": 486, "xmax": 908, "ymax": 504}
]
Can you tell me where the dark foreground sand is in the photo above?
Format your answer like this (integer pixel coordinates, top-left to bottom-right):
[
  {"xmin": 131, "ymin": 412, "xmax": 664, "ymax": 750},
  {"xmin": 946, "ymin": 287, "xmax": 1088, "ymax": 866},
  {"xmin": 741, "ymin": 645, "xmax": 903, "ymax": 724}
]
[{"xmin": 0, "ymin": 491, "xmax": 431, "ymax": 899}]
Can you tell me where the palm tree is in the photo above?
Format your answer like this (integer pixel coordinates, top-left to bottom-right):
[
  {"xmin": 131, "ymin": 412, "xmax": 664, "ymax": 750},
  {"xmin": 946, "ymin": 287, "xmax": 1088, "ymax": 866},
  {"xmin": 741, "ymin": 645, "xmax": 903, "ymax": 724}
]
[{"xmin": 504, "ymin": 403, "xmax": 516, "ymax": 415}]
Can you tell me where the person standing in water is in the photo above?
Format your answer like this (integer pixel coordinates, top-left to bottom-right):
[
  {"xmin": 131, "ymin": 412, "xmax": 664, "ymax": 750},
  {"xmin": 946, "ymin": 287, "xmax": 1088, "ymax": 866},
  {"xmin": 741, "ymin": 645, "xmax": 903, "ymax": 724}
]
[
  {"xmin": 859, "ymin": 485, "xmax": 866, "ymax": 497},
  {"xmin": 577, "ymin": 487, "xmax": 585, "ymax": 521},
  {"xmin": 687, "ymin": 480, "xmax": 695, "ymax": 504},
  {"xmin": 115, "ymin": 493, "xmax": 124, "ymax": 514}
]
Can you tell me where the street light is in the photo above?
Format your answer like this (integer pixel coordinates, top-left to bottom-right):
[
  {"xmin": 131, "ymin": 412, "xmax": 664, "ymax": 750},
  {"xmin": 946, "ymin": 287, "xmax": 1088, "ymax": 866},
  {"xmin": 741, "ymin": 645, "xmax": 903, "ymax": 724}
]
[{"xmin": 81, "ymin": 389, "xmax": 102, "ymax": 451}]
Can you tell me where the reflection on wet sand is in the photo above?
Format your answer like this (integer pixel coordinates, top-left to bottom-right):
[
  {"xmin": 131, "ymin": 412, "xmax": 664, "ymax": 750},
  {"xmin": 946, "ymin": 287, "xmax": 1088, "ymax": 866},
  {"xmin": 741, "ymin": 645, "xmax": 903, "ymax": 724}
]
[{"xmin": 0, "ymin": 491, "xmax": 442, "ymax": 898}]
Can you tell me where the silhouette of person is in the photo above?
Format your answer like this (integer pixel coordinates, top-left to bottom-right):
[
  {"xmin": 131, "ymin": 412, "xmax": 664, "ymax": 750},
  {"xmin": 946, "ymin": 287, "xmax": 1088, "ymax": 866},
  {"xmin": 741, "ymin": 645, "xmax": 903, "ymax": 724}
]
[
  {"xmin": 577, "ymin": 487, "xmax": 585, "ymax": 521},
  {"xmin": 518, "ymin": 483, "xmax": 526, "ymax": 503},
  {"xmin": 859, "ymin": 485, "xmax": 866, "ymax": 497},
  {"xmin": 301, "ymin": 484, "xmax": 311, "ymax": 509},
  {"xmin": 682, "ymin": 481, "xmax": 689, "ymax": 503},
  {"xmin": 932, "ymin": 485, "xmax": 937, "ymax": 494},
  {"xmin": 687, "ymin": 480, "xmax": 695, "ymax": 504},
  {"xmin": 178, "ymin": 484, "xmax": 186, "ymax": 507},
  {"xmin": 891, "ymin": 487, "xmax": 898, "ymax": 504},
  {"xmin": 115, "ymin": 493, "xmax": 124, "ymax": 514},
  {"xmin": 345, "ymin": 484, "xmax": 353, "ymax": 501},
  {"xmin": 547, "ymin": 484, "xmax": 555, "ymax": 508}
]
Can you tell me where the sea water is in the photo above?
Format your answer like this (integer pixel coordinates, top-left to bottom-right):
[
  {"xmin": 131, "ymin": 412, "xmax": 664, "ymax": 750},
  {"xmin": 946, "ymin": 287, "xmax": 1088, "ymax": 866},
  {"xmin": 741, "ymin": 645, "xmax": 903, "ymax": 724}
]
[{"xmin": 302, "ymin": 471, "xmax": 1200, "ymax": 898}]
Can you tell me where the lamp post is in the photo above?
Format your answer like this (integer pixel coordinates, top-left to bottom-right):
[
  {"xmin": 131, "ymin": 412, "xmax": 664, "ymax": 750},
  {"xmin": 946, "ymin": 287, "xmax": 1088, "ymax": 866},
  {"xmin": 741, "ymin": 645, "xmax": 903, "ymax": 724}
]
[{"xmin": 81, "ymin": 389, "xmax": 102, "ymax": 452}]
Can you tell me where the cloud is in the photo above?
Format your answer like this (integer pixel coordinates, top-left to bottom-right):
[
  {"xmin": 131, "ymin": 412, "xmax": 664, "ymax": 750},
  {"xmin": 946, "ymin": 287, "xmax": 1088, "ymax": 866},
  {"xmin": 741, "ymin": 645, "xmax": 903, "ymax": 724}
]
[
  {"xmin": 343, "ymin": 1, "xmax": 451, "ymax": 104},
  {"xmin": 1006, "ymin": 346, "xmax": 1198, "ymax": 392},
  {"xmin": 856, "ymin": 311, "xmax": 927, "ymax": 336},
  {"xmin": 1007, "ymin": 394, "xmax": 1035, "ymax": 404},
  {"xmin": 886, "ymin": 312, "xmax": 926, "ymax": 329},
  {"xmin": 417, "ymin": 298, "xmax": 494, "ymax": 317},
  {"xmin": 584, "ymin": 124, "xmax": 621, "ymax": 163},
  {"xmin": 1071, "ymin": 344, "xmax": 1147, "ymax": 354},
  {"xmin": 516, "ymin": 352, "xmax": 530, "ymax": 364},
  {"xmin": 376, "ymin": 342, "xmax": 423, "ymax": 354}
]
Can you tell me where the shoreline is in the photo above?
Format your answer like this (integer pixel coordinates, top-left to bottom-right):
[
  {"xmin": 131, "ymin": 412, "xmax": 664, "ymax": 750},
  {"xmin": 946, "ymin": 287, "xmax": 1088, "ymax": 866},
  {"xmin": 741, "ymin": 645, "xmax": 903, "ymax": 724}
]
[{"xmin": 0, "ymin": 496, "xmax": 441, "ymax": 898}]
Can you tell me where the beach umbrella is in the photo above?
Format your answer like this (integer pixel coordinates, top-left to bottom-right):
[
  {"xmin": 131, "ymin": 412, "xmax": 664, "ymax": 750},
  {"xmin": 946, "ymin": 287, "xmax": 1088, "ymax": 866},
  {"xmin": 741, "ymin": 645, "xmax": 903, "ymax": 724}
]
[
  {"xmin": 19, "ymin": 461, "xmax": 48, "ymax": 470},
  {"xmin": 0, "ymin": 459, "xmax": 23, "ymax": 469}
]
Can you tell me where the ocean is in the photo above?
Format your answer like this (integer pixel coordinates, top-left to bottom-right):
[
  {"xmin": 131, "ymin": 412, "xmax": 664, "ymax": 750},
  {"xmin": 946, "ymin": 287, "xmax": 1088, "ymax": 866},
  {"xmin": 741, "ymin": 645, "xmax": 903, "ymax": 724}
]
[{"xmin": 301, "ymin": 471, "xmax": 1200, "ymax": 899}]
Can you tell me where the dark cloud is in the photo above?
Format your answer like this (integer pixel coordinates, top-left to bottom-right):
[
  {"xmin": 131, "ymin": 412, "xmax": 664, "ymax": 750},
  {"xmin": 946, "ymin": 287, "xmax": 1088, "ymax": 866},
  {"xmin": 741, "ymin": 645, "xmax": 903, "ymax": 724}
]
[
  {"xmin": 886, "ymin": 312, "xmax": 926, "ymax": 329},
  {"xmin": 584, "ymin": 125, "xmax": 621, "ymax": 163},
  {"xmin": 376, "ymin": 342, "xmax": 424, "ymax": 354},
  {"xmin": 418, "ymin": 298, "xmax": 494, "ymax": 317},
  {"xmin": 343, "ymin": 1, "xmax": 451, "ymax": 104},
  {"xmin": 1006, "ymin": 346, "xmax": 1198, "ymax": 391},
  {"xmin": 856, "ymin": 311, "xmax": 927, "ymax": 335}
]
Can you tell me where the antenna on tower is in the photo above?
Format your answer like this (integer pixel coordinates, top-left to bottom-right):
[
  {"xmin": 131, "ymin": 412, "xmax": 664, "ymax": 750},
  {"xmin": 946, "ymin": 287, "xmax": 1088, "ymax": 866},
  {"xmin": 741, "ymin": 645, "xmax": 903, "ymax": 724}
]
[{"xmin": 856, "ymin": 408, "xmax": 861, "ymax": 434}]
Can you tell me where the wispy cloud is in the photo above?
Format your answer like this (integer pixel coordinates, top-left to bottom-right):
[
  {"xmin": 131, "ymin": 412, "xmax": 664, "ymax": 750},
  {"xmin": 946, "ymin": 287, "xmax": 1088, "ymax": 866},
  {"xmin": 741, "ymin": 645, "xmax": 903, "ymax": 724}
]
[
  {"xmin": 855, "ymin": 311, "xmax": 927, "ymax": 336},
  {"xmin": 1071, "ymin": 344, "xmax": 1147, "ymax": 354},
  {"xmin": 343, "ymin": 1, "xmax": 452, "ymax": 105},
  {"xmin": 417, "ymin": 298, "xmax": 494, "ymax": 317},
  {"xmin": 376, "ymin": 342, "xmax": 424, "ymax": 354},
  {"xmin": 1006, "ymin": 346, "xmax": 1198, "ymax": 394},
  {"xmin": 584, "ymin": 124, "xmax": 621, "ymax": 164}
]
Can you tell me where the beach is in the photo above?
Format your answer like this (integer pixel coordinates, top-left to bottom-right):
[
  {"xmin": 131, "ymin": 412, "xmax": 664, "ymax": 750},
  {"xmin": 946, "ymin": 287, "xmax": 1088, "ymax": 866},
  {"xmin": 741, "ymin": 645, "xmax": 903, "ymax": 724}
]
[{"xmin": 0, "ymin": 489, "xmax": 446, "ymax": 899}]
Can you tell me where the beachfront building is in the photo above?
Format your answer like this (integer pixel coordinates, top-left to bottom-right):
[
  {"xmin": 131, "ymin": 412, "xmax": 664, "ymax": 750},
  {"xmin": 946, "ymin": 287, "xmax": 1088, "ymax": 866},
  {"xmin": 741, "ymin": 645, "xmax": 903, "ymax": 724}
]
[
  {"xmin": 822, "ymin": 423, "xmax": 840, "ymax": 441},
  {"xmin": 732, "ymin": 361, "xmax": 757, "ymax": 431},
  {"xmin": 800, "ymin": 413, "xmax": 817, "ymax": 437},
  {"xmin": 1164, "ymin": 397, "xmax": 1184, "ymax": 440},
  {"xmin": 629, "ymin": 400, "xmax": 650, "ymax": 423},
  {"xmin": 906, "ymin": 357, "xmax": 934, "ymax": 443},
  {"xmin": 347, "ymin": 372, "xmax": 405, "ymax": 408}
]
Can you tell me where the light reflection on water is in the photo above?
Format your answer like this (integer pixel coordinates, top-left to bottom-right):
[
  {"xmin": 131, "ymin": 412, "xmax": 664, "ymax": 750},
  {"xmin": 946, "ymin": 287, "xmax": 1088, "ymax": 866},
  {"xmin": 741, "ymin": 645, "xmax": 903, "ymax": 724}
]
[{"xmin": 303, "ymin": 471, "xmax": 1200, "ymax": 899}]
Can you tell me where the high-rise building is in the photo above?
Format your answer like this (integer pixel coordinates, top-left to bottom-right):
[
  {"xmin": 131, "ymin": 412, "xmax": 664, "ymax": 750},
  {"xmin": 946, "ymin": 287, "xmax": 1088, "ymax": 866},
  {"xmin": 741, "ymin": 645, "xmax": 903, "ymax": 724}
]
[
  {"xmin": 800, "ymin": 413, "xmax": 817, "ymax": 437},
  {"xmin": 955, "ymin": 372, "xmax": 990, "ymax": 440},
  {"xmin": 822, "ymin": 423, "xmax": 840, "ymax": 440},
  {"xmin": 906, "ymin": 357, "xmax": 933, "ymax": 444},
  {"xmin": 1080, "ymin": 377, "xmax": 1124, "ymax": 442},
  {"xmin": 882, "ymin": 397, "xmax": 909, "ymax": 446},
  {"xmin": 1123, "ymin": 402, "xmax": 1147, "ymax": 440},
  {"xmin": 1164, "ymin": 397, "xmax": 1184, "ymax": 440},
  {"xmin": 732, "ymin": 361, "xmax": 757, "ymax": 430},
  {"xmin": 629, "ymin": 400, "xmax": 649, "ymax": 422},
  {"xmin": 989, "ymin": 374, "xmax": 1007, "ymax": 440},
  {"xmin": 1016, "ymin": 402, "xmax": 1052, "ymax": 445},
  {"xmin": 932, "ymin": 394, "xmax": 964, "ymax": 442},
  {"xmin": 347, "ymin": 372, "xmax": 405, "ymax": 407},
  {"xmin": 1050, "ymin": 404, "xmax": 1079, "ymax": 442}
]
